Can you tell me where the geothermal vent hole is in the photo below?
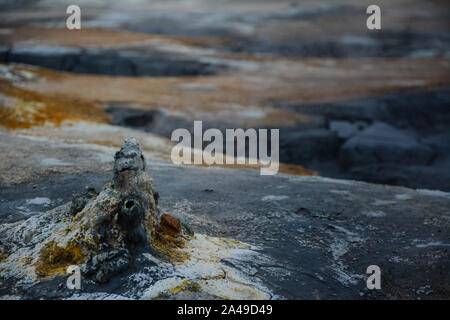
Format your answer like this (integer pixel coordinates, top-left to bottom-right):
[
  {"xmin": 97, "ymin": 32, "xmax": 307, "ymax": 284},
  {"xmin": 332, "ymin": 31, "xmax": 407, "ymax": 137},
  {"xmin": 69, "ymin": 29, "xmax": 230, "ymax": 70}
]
[{"xmin": 124, "ymin": 200, "xmax": 135, "ymax": 209}]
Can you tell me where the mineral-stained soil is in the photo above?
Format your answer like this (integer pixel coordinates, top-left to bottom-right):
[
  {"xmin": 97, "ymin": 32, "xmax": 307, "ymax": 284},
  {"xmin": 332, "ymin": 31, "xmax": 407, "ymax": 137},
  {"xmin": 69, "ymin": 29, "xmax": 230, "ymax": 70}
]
[
  {"xmin": 0, "ymin": 0, "xmax": 449, "ymax": 300},
  {"xmin": 0, "ymin": 130, "xmax": 449, "ymax": 299},
  {"xmin": 1, "ymin": 0, "xmax": 450, "ymax": 189}
]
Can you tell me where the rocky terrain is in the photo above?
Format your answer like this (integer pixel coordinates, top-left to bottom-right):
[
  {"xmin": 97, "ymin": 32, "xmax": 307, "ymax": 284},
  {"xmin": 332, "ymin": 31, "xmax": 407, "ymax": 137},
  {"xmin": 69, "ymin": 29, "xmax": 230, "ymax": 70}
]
[
  {"xmin": 0, "ymin": 130, "xmax": 449, "ymax": 300},
  {"xmin": 0, "ymin": 0, "xmax": 449, "ymax": 299}
]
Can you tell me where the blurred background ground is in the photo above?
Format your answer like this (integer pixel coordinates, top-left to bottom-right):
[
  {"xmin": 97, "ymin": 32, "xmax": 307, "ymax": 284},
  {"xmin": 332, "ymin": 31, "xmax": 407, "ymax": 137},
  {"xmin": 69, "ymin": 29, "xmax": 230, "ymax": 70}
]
[{"xmin": 0, "ymin": 0, "xmax": 449, "ymax": 190}]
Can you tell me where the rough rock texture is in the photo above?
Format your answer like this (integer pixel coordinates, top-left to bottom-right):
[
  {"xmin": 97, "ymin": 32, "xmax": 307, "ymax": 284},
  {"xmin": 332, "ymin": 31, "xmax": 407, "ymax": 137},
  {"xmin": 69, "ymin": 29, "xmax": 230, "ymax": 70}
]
[
  {"xmin": 280, "ymin": 129, "xmax": 339, "ymax": 164},
  {"xmin": 160, "ymin": 213, "xmax": 182, "ymax": 237},
  {"xmin": 0, "ymin": 139, "xmax": 159, "ymax": 285},
  {"xmin": 0, "ymin": 131, "xmax": 448, "ymax": 300},
  {"xmin": 276, "ymin": 89, "xmax": 450, "ymax": 191},
  {"xmin": 1, "ymin": 0, "xmax": 449, "ymax": 58},
  {"xmin": 0, "ymin": 45, "xmax": 224, "ymax": 77},
  {"xmin": 0, "ymin": 0, "xmax": 449, "ymax": 300},
  {"xmin": 0, "ymin": 137, "xmax": 275, "ymax": 300},
  {"xmin": 340, "ymin": 122, "xmax": 435, "ymax": 169}
]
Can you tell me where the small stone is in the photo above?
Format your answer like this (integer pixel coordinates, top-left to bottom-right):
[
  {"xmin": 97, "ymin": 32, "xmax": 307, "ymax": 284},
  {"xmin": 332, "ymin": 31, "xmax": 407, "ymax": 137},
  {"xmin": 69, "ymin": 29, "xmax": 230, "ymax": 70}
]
[
  {"xmin": 160, "ymin": 213, "xmax": 181, "ymax": 236},
  {"xmin": 153, "ymin": 192, "xmax": 159, "ymax": 207},
  {"xmin": 23, "ymin": 229, "xmax": 33, "ymax": 244},
  {"xmin": 69, "ymin": 187, "xmax": 98, "ymax": 216}
]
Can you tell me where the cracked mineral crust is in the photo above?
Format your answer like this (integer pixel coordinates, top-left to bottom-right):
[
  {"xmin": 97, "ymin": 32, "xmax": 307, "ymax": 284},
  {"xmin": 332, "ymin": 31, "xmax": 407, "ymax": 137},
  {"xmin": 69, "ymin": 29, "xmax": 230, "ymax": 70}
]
[
  {"xmin": 0, "ymin": 139, "xmax": 160, "ymax": 284},
  {"xmin": 0, "ymin": 138, "xmax": 273, "ymax": 300}
]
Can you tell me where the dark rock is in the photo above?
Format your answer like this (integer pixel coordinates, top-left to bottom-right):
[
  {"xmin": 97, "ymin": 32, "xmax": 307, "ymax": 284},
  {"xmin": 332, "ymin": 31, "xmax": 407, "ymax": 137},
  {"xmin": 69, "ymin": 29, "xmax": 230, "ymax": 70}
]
[
  {"xmin": 69, "ymin": 187, "xmax": 98, "ymax": 216},
  {"xmin": 153, "ymin": 191, "xmax": 160, "ymax": 207},
  {"xmin": 280, "ymin": 129, "xmax": 339, "ymax": 165},
  {"xmin": 118, "ymin": 197, "xmax": 146, "ymax": 245},
  {"xmin": 329, "ymin": 120, "xmax": 369, "ymax": 139},
  {"xmin": 340, "ymin": 122, "xmax": 434, "ymax": 169},
  {"xmin": 346, "ymin": 164, "xmax": 450, "ymax": 191},
  {"xmin": 1, "ymin": 137, "xmax": 449, "ymax": 299},
  {"xmin": 228, "ymin": 30, "xmax": 450, "ymax": 58},
  {"xmin": 0, "ymin": 139, "xmax": 159, "ymax": 287},
  {"xmin": 275, "ymin": 89, "xmax": 450, "ymax": 131},
  {"xmin": 83, "ymin": 248, "xmax": 131, "ymax": 284},
  {"xmin": 3, "ymin": 45, "xmax": 226, "ymax": 77},
  {"xmin": 106, "ymin": 106, "xmax": 194, "ymax": 138}
]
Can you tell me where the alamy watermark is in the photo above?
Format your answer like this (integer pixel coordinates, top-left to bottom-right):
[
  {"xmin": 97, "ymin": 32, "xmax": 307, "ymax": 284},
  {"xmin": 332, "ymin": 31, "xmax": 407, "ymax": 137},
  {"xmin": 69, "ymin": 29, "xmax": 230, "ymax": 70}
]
[
  {"xmin": 66, "ymin": 5, "xmax": 381, "ymax": 31},
  {"xmin": 66, "ymin": 5, "xmax": 81, "ymax": 30},
  {"xmin": 170, "ymin": 121, "xmax": 279, "ymax": 175},
  {"xmin": 366, "ymin": 265, "xmax": 381, "ymax": 290},
  {"xmin": 66, "ymin": 265, "xmax": 81, "ymax": 290},
  {"xmin": 366, "ymin": 5, "xmax": 381, "ymax": 30}
]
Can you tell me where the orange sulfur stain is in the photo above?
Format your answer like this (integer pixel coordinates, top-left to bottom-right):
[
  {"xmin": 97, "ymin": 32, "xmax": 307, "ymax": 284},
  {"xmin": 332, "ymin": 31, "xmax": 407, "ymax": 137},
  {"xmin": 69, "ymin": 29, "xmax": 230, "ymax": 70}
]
[
  {"xmin": 34, "ymin": 241, "xmax": 85, "ymax": 278},
  {"xmin": 0, "ymin": 81, "xmax": 110, "ymax": 129},
  {"xmin": 197, "ymin": 162, "xmax": 316, "ymax": 177}
]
